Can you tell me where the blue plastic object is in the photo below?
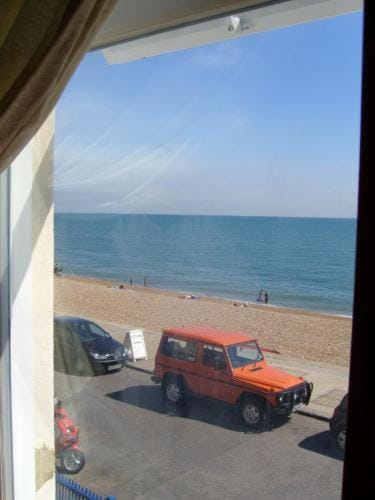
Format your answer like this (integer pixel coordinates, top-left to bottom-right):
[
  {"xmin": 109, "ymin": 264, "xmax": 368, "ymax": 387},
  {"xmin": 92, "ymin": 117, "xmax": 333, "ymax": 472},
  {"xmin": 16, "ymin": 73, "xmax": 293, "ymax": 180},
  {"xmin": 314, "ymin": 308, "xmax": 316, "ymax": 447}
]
[{"xmin": 56, "ymin": 473, "xmax": 116, "ymax": 500}]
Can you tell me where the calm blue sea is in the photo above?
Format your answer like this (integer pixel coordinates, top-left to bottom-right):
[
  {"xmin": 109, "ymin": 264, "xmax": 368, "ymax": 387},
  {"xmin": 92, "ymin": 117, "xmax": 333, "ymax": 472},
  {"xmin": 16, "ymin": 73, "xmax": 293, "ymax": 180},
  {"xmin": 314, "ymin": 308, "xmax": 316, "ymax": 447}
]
[{"xmin": 55, "ymin": 214, "xmax": 356, "ymax": 316}]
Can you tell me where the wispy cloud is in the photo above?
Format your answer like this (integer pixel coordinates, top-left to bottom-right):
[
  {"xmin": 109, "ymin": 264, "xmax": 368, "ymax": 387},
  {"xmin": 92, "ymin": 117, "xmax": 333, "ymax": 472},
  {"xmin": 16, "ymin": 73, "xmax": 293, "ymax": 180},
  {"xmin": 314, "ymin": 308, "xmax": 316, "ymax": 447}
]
[
  {"xmin": 54, "ymin": 138, "xmax": 191, "ymax": 212},
  {"xmin": 97, "ymin": 139, "xmax": 190, "ymax": 210}
]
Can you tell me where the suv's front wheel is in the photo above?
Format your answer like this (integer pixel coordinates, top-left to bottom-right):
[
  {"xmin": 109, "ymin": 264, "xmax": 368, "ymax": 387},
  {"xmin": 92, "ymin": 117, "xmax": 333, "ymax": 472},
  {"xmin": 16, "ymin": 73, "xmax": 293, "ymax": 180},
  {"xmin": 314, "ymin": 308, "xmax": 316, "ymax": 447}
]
[
  {"xmin": 162, "ymin": 375, "xmax": 185, "ymax": 405},
  {"xmin": 241, "ymin": 398, "xmax": 265, "ymax": 427}
]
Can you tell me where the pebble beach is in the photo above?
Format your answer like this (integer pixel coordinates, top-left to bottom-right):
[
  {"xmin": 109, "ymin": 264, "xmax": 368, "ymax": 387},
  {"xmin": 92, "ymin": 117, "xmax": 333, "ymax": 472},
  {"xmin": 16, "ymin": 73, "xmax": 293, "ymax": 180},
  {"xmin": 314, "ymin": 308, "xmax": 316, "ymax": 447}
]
[{"xmin": 54, "ymin": 274, "xmax": 352, "ymax": 367}]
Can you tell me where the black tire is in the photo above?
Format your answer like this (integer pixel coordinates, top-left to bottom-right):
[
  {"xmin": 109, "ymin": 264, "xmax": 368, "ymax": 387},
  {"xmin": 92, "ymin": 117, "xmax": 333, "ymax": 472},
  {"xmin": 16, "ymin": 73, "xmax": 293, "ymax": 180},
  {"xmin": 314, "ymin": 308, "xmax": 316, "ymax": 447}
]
[
  {"xmin": 162, "ymin": 375, "xmax": 186, "ymax": 406},
  {"xmin": 333, "ymin": 427, "xmax": 346, "ymax": 452},
  {"xmin": 241, "ymin": 397, "xmax": 266, "ymax": 427},
  {"xmin": 61, "ymin": 449, "xmax": 85, "ymax": 474}
]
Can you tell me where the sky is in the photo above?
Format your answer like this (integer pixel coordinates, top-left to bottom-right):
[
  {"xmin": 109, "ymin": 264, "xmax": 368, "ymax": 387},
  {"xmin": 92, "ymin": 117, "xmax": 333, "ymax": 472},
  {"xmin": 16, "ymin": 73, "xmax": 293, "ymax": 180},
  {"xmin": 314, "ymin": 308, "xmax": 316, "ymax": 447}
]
[{"xmin": 55, "ymin": 11, "xmax": 363, "ymax": 217}]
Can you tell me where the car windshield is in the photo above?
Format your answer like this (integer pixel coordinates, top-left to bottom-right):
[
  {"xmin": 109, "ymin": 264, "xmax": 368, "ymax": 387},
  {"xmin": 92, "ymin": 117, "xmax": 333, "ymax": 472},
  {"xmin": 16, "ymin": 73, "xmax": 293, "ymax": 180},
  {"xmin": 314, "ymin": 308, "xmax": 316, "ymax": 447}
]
[
  {"xmin": 226, "ymin": 341, "xmax": 263, "ymax": 368},
  {"xmin": 67, "ymin": 320, "xmax": 110, "ymax": 342}
]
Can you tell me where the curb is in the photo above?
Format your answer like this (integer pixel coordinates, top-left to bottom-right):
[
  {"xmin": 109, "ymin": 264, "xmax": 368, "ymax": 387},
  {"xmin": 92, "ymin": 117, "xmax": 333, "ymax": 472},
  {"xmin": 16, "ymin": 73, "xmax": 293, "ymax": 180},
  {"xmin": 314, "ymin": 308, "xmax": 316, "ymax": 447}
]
[
  {"xmin": 124, "ymin": 362, "xmax": 154, "ymax": 376},
  {"xmin": 296, "ymin": 409, "xmax": 330, "ymax": 422}
]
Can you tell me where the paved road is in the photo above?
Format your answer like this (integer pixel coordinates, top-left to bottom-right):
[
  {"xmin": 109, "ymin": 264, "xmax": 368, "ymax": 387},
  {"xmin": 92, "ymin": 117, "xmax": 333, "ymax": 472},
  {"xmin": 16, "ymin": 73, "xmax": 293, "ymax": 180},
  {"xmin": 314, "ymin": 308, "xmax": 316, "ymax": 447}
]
[{"xmin": 55, "ymin": 366, "xmax": 344, "ymax": 500}]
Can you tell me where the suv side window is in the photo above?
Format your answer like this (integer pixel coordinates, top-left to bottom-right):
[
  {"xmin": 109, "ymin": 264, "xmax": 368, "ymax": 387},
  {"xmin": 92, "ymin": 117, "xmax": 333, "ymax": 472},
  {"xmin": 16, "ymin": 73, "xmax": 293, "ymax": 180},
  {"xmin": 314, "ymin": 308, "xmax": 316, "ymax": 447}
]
[
  {"xmin": 202, "ymin": 344, "xmax": 227, "ymax": 370},
  {"xmin": 161, "ymin": 336, "xmax": 198, "ymax": 362}
]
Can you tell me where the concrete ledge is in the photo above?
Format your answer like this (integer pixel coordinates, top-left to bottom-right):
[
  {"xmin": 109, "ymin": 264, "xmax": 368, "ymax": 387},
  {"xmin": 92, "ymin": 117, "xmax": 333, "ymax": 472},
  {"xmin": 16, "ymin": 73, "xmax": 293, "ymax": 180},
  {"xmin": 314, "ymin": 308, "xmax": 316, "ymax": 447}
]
[{"xmin": 296, "ymin": 409, "xmax": 330, "ymax": 422}]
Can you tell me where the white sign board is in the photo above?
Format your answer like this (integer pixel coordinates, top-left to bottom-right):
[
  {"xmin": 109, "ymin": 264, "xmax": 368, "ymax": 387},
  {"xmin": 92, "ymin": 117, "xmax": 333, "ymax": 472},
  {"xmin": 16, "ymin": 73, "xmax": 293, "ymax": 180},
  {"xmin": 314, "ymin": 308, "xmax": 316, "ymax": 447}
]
[{"xmin": 124, "ymin": 329, "xmax": 147, "ymax": 362}]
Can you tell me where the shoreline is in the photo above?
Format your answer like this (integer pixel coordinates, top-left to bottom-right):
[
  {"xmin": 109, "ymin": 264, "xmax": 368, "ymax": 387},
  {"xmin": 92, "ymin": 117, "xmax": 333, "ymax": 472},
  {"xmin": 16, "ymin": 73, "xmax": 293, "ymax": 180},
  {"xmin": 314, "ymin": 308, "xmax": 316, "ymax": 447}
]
[
  {"xmin": 56, "ymin": 272, "xmax": 352, "ymax": 320},
  {"xmin": 54, "ymin": 273, "xmax": 352, "ymax": 367}
]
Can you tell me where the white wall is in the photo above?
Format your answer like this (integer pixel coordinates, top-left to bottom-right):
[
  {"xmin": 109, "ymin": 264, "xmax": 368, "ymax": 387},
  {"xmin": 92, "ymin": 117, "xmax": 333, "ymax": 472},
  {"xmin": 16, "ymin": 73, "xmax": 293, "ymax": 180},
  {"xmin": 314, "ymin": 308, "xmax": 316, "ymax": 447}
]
[{"xmin": 10, "ymin": 113, "xmax": 55, "ymax": 499}]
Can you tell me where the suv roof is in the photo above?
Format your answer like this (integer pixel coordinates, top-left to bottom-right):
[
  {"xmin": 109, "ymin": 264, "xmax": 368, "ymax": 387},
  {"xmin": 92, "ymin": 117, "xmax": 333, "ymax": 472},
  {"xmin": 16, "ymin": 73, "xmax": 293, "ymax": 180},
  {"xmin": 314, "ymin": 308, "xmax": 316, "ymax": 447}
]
[{"xmin": 162, "ymin": 326, "xmax": 255, "ymax": 347}]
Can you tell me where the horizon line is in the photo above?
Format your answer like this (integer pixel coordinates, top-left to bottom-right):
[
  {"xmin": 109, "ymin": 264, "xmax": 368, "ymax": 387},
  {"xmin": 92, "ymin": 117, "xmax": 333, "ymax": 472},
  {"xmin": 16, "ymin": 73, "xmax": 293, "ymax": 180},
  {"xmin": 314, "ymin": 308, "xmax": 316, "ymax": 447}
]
[{"xmin": 54, "ymin": 211, "xmax": 357, "ymax": 220}]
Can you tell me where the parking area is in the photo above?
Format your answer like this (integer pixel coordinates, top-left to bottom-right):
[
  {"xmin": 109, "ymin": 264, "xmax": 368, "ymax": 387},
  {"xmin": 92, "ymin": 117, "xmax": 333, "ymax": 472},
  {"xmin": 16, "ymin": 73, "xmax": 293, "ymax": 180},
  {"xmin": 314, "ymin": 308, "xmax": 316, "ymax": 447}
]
[{"xmin": 55, "ymin": 365, "xmax": 344, "ymax": 500}]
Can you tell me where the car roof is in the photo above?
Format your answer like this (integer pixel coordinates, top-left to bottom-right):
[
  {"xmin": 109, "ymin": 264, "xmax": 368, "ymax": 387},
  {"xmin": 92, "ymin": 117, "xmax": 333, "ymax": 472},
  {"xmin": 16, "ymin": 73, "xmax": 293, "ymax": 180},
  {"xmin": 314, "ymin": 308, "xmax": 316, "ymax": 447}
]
[
  {"xmin": 54, "ymin": 315, "xmax": 91, "ymax": 323},
  {"xmin": 162, "ymin": 326, "xmax": 255, "ymax": 347}
]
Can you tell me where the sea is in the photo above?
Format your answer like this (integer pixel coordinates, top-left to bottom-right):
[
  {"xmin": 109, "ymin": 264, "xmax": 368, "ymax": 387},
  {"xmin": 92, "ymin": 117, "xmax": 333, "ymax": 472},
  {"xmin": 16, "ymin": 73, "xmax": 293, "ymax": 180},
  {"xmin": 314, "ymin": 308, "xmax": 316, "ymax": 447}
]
[{"xmin": 55, "ymin": 213, "xmax": 356, "ymax": 317}]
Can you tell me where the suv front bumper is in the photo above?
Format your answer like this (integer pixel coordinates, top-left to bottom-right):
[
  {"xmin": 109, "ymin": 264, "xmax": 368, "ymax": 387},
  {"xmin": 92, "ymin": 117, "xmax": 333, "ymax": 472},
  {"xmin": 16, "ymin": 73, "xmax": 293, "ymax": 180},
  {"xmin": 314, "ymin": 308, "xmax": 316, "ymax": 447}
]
[{"xmin": 275, "ymin": 382, "xmax": 313, "ymax": 414}]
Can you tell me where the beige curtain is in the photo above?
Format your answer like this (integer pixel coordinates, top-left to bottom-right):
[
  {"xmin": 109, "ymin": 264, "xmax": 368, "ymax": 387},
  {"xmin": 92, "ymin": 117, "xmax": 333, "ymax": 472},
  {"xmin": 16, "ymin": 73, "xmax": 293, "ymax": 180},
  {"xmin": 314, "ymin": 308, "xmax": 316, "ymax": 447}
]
[{"xmin": 0, "ymin": 0, "xmax": 117, "ymax": 174}]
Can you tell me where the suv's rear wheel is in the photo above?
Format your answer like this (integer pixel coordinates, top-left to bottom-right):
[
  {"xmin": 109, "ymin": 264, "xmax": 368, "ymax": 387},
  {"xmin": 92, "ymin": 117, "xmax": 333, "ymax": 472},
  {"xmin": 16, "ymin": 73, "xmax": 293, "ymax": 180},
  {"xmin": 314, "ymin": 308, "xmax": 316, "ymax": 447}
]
[
  {"xmin": 163, "ymin": 375, "xmax": 185, "ymax": 405},
  {"xmin": 241, "ymin": 398, "xmax": 265, "ymax": 427}
]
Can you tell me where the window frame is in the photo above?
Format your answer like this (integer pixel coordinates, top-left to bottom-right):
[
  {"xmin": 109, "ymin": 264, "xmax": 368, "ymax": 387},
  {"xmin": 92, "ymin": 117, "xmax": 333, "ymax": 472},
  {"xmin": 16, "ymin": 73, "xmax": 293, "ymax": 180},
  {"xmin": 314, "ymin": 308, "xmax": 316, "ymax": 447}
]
[
  {"xmin": 342, "ymin": 1, "xmax": 375, "ymax": 495},
  {"xmin": 0, "ymin": 168, "xmax": 14, "ymax": 499}
]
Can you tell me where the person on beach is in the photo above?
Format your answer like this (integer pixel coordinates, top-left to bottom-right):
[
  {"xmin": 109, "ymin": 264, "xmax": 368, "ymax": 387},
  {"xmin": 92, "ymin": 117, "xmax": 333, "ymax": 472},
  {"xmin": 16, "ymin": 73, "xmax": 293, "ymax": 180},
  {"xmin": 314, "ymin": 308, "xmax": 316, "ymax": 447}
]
[
  {"xmin": 258, "ymin": 289, "xmax": 265, "ymax": 302},
  {"xmin": 144, "ymin": 276, "xmax": 148, "ymax": 287},
  {"xmin": 265, "ymin": 291, "xmax": 269, "ymax": 304},
  {"xmin": 130, "ymin": 276, "xmax": 133, "ymax": 285}
]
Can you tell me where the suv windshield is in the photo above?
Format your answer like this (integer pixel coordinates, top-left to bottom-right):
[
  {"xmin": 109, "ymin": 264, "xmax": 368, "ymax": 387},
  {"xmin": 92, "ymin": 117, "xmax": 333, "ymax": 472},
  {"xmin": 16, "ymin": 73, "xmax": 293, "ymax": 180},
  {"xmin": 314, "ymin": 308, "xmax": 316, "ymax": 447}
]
[
  {"xmin": 227, "ymin": 341, "xmax": 263, "ymax": 368},
  {"xmin": 67, "ymin": 320, "xmax": 110, "ymax": 342}
]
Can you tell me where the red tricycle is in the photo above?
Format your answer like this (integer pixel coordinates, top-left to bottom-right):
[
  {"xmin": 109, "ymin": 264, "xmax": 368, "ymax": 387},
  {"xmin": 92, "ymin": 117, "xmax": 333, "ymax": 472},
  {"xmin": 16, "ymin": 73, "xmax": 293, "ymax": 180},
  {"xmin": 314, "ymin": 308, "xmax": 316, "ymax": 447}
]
[{"xmin": 54, "ymin": 399, "xmax": 85, "ymax": 473}]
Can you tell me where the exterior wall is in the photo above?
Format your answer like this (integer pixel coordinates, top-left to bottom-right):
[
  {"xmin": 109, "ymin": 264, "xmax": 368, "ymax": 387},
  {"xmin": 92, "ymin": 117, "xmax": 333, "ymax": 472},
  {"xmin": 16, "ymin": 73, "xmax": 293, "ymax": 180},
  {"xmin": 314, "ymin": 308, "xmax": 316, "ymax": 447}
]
[
  {"xmin": 32, "ymin": 113, "xmax": 55, "ymax": 497},
  {"xmin": 10, "ymin": 113, "xmax": 55, "ymax": 499}
]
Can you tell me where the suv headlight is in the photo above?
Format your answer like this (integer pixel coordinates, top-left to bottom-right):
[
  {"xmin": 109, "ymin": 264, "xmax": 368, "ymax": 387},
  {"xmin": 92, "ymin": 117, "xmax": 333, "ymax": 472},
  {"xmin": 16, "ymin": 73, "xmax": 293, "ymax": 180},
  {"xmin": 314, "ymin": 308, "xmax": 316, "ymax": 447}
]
[
  {"xmin": 90, "ymin": 352, "xmax": 108, "ymax": 360},
  {"xmin": 277, "ymin": 392, "xmax": 289, "ymax": 404}
]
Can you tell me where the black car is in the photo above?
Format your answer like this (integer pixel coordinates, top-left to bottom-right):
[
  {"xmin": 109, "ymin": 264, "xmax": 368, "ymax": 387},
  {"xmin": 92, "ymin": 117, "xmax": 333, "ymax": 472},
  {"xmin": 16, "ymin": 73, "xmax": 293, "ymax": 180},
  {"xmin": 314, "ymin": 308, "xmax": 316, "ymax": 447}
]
[
  {"xmin": 329, "ymin": 393, "xmax": 348, "ymax": 452},
  {"xmin": 54, "ymin": 316, "xmax": 128, "ymax": 375}
]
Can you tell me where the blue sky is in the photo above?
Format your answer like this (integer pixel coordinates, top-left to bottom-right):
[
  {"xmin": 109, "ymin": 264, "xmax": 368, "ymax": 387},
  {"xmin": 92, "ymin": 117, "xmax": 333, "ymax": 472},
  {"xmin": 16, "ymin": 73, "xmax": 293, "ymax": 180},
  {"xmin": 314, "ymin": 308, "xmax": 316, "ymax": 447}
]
[{"xmin": 55, "ymin": 11, "xmax": 363, "ymax": 217}]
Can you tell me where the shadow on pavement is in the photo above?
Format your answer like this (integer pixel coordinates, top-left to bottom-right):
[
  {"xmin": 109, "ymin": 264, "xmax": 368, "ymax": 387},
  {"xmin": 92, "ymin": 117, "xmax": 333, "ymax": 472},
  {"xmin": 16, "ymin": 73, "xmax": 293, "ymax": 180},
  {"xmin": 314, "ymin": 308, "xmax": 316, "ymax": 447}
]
[
  {"xmin": 106, "ymin": 385, "xmax": 290, "ymax": 434},
  {"xmin": 55, "ymin": 356, "xmax": 123, "ymax": 377},
  {"xmin": 123, "ymin": 360, "xmax": 153, "ymax": 375},
  {"xmin": 298, "ymin": 431, "xmax": 344, "ymax": 461},
  {"xmin": 54, "ymin": 365, "xmax": 96, "ymax": 377}
]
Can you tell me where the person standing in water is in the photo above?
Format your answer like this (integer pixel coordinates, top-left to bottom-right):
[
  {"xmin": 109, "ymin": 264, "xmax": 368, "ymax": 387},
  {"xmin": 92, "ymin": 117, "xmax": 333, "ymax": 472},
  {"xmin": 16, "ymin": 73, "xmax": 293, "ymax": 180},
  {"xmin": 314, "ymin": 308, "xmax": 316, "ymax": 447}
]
[
  {"xmin": 265, "ymin": 291, "xmax": 269, "ymax": 304},
  {"xmin": 144, "ymin": 276, "xmax": 148, "ymax": 287}
]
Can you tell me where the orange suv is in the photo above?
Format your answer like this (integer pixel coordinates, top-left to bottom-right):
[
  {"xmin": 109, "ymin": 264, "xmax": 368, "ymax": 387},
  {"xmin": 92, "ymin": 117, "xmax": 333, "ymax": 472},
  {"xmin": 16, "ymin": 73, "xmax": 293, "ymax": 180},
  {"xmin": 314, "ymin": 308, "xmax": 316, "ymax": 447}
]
[{"xmin": 152, "ymin": 326, "xmax": 313, "ymax": 427}]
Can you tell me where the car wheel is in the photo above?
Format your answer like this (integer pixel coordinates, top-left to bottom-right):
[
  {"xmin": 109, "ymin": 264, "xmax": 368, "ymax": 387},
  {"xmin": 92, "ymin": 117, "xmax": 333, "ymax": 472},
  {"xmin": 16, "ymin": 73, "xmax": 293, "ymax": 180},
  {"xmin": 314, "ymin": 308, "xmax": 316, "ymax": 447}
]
[
  {"xmin": 163, "ymin": 375, "xmax": 185, "ymax": 405},
  {"xmin": 335, "ymin": 428, "xmax": 346, "ymax": 451},
  {"xmin": 241, "ymin": 398, "xmax": 265, "ymax": 427}
]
